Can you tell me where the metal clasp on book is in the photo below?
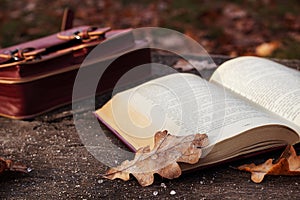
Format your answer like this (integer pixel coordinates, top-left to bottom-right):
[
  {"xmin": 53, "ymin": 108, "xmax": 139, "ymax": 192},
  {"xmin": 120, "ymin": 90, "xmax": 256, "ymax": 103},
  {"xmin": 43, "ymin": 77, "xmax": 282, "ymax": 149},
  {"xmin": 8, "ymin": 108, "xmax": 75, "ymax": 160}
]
[
  {"xmin": 0, "ymin": 48, "xmax": 45, "ymax": 62},
  {"xmin": 57, "ymin": 27, "xmax": 111, "ymax": 42}
]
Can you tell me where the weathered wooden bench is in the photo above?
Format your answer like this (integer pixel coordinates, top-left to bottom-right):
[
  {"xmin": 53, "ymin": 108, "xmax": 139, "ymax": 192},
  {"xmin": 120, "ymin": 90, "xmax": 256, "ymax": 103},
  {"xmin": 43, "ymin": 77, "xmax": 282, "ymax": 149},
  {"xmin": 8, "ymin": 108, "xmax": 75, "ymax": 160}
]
[{"xmin": 1, "ymin": 54, "xmax": 299, "ymax": 199}]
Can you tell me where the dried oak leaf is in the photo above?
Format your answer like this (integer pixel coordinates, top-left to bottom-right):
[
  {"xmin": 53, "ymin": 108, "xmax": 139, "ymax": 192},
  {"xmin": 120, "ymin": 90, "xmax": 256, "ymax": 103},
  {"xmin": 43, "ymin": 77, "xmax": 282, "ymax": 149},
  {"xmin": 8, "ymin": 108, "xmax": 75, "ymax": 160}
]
[
  {"xmin": 104, "ymin": 130, "xmax": 208, "ymax": 186},
  {"xmin": 238, "ymin": 145, "xmax": 300, "ymax": 183},
  {"xmin": 173, "ymin": 59, "xmax": 216, "ymax": 72},
  {"xmin": 255, "ymin": 41, "xmax": 280, "ymax": 57},
  {"xmin": 0, "ymin": 157, "xmax": 30, "ymax": 174}
]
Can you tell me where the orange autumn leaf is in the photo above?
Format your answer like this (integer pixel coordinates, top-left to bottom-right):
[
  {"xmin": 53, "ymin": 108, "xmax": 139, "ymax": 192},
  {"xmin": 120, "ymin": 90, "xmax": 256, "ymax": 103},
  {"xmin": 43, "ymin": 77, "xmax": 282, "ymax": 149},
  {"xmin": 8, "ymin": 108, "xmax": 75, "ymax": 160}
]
[
  {"xmin": 238, "ymin": 145, "xmax": 300, "ymax": 183},
  {"xmin": 0, "ymin": 157, "xmax": 30, "ymax": 174},
  {"xmin": 103, "ymin": 130, "xmax": 208, "ymax": 186},
  {"xmin": 255, "ymin": 41, "xmax": 280, "ymax": 57}
]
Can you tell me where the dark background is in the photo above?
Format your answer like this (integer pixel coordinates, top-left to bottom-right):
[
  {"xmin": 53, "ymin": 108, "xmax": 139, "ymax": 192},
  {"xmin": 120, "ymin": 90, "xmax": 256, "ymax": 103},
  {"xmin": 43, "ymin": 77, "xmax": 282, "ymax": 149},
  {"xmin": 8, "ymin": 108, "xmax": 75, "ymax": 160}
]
[{"xmin": 0, "ymin": 0, "xmax": 299, "ymax": 58}]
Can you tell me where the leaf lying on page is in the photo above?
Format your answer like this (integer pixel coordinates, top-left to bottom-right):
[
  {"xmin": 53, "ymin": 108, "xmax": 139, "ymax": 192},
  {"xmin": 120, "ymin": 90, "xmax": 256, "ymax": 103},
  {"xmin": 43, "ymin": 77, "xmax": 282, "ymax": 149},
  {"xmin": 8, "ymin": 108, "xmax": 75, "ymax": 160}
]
[
  {"xmin": 103, "ymin": 130, "xmax": 208, "ymax": 186},
  {"xmin": 0, "ymin": 157, "xmax": 30, "ymax": 174},
  {"xmin": 238, "ymin": 145, "xmax": 300, "ymax": 183}
]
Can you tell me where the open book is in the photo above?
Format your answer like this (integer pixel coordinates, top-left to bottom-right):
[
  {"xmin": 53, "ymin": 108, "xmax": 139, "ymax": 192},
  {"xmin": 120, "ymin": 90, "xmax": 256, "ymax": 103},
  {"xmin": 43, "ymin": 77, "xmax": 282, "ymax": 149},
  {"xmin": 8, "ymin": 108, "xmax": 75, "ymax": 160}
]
[{"xmin": 95, "ymin": 56, "xmax": 300, "ymax": 170}]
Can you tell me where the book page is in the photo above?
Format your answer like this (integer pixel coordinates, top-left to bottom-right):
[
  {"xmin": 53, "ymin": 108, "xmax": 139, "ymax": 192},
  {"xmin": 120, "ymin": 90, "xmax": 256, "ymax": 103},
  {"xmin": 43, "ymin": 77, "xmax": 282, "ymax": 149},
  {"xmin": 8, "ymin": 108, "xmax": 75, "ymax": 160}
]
[
  {"xmin": 210, "ymin": 56, "xmax": 300, "ymax": 130},
  {"xmin": 97, "ymin": 73, "xmax": 296, "ymax": 150}
]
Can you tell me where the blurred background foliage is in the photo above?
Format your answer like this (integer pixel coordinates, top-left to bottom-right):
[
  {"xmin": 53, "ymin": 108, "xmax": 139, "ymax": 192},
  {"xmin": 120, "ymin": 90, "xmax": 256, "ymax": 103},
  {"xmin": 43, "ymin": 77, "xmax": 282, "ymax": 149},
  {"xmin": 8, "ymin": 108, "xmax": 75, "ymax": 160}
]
[{"xmin": 0, "ymin": 0, "xmax": 299, "ymax": 58}]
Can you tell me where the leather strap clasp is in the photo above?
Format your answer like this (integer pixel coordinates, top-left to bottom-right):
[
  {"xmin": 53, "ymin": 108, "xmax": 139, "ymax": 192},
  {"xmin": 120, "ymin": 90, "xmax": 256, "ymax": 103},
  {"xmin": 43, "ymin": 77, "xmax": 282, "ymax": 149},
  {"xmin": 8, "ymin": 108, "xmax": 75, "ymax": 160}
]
[
  {"xmin": 0, "ymin": 48, "xmax": 45, "ymax": 62},
  {"xmin": 57, "ymin": 27, "xmax": 111, "ymax": 42}
]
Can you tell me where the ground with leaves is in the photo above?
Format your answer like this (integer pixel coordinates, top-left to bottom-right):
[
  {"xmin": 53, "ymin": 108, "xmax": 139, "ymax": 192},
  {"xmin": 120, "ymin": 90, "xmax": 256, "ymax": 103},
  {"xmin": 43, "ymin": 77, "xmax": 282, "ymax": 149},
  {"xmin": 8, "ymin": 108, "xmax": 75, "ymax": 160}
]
[
  {"xmin": 0, "ymin": 0, "xmax": 299, "ymax": 58},
  {"xmin": 1, "ymin": 107, "xmax": 300, "ymax": 199}
]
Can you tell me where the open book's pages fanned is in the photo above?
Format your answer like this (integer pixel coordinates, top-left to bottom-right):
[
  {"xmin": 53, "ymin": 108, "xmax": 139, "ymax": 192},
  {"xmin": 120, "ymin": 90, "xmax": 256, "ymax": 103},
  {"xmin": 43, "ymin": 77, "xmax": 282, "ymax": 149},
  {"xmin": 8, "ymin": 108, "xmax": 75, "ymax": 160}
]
[
  {"xmin": 210, "ymin": 56, "xmax": 300, "ymax": 129},
  {"xmin": 95, "ymin": 56, "xmax": 300, "ymax": 170}
]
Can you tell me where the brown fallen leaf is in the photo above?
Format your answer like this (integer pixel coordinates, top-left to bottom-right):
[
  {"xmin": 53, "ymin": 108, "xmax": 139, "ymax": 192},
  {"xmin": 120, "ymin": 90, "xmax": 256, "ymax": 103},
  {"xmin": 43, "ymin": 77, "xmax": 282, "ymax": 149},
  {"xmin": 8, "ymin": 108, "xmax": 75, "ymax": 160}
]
[
  {"xmin": 238, "ymin": 145, "xmax": 300, "ymax": 183},
  {"xmin": 0, "ymin": 157, "xmax": 30, "ymax": 174},
  {"xmin": 255, "ymin": 41, "xmax": 280, "ymax": 57},
  {"xmin": 173, "ymin": 59, "xmax": 216, "ymax": 72},
  {"xmin": 104, "ymin": 130, "xmax": 208, "ymax": 186}
]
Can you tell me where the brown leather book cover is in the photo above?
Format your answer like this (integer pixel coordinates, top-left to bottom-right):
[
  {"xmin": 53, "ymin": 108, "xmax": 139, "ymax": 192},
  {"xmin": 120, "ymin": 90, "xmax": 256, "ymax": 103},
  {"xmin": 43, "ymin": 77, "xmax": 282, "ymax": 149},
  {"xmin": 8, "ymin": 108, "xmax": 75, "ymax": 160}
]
[{"xmin": 0, "ymin": 27, "xmax": 151, "ymax": 119}]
